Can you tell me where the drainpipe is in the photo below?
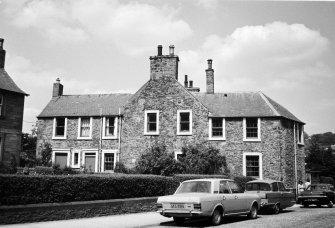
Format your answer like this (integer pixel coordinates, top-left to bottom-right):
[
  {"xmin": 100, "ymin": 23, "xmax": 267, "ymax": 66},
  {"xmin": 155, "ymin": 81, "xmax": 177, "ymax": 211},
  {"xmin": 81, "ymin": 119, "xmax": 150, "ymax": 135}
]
[
  {"xmin": 99, "ymin": 108, "xmax": 103, "ymax": 172},
  {"xmin": 118, "ymin": 108, "xmax": 121, "ymax": 163},
  {"xmin": 294, "ymin": 122, "xmax": 298, "ymax": 199}
]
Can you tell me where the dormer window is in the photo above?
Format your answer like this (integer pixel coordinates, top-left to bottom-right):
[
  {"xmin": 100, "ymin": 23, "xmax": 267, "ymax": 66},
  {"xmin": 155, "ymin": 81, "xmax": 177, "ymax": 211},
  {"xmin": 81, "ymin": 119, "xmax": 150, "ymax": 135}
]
[{"xmin": 243, "ymin": 118, "xmax": 261, "ymax": 141}]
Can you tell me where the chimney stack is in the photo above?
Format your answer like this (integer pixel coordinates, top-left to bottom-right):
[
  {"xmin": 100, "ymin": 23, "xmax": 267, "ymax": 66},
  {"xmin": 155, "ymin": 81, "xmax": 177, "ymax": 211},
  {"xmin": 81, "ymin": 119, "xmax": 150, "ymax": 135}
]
[
  {"xmin": 150, "ymin": 45, "xmax": 179, "ymax": 80},
  {"xmin": 0, "ymin": 38, "xmax": 6, "ymax": 69},
  {"xmin": 53, "ymin": 78, "xmax": 63, "ymax": 97},
  {"xmin": 206, "ymin": 59, "xmax": 214, "ymax": 94},
  {"xmin": 184, "ymin": 75, "xmax": 188, "ymax": 87}
]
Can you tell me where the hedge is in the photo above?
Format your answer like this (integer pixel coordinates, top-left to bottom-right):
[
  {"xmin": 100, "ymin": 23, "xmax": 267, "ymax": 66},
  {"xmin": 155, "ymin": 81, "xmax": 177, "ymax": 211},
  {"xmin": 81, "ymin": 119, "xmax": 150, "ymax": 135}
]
[{"xmin": 0, "ymin": 174, "xmax": 254, "ymax": 206}]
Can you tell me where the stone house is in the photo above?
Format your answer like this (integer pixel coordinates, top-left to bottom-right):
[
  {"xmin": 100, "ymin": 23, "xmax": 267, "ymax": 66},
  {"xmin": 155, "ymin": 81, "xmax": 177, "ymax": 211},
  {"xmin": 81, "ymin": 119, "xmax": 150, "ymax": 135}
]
[
  {"xmin": 0, "ymin": 38, "xmax": 28, "ymax": 167},
  {"xmin": 36, "ymin": 45, "xmax": 305, "ymax": 187}
]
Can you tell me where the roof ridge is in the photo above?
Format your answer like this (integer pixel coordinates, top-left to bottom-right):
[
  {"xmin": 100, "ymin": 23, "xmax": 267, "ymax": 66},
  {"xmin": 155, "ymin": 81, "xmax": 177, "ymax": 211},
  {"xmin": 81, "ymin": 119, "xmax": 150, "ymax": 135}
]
[{"xmin": 258, "ymin": 91, "xmax": 280, "ymax": 116}]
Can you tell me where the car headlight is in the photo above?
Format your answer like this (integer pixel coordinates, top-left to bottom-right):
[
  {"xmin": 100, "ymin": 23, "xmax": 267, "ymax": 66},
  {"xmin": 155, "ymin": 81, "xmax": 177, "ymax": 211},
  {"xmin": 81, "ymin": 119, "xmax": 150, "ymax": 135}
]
[
  {"xmin": 156, "ymin": 203, "xmax": 163, "ymax": 209},
  {"xmin": 194, "ymin": 203, "xmax": 201, "ymax": 210}
]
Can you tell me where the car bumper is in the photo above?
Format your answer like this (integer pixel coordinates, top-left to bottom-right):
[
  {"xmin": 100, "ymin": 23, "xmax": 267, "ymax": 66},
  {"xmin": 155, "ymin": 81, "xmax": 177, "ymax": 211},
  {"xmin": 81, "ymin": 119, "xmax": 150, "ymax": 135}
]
[
  {"xmin": 297, "ymin": 196, "xmax": 329, "ymax": 204},
  {"xmin": 157, "ymin": 209, "xmax": 207, "ymax": 218}
]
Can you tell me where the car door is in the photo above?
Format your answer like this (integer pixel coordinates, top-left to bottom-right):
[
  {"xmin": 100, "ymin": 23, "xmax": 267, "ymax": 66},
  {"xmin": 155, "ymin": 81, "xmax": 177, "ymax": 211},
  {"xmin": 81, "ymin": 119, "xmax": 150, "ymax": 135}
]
[
  {"xmin": 228, "ymin": 181, "xmax": 247, "ymax": 213},
  {"xmin": 219, "ymin": 181, "xmax": 236, "ymax": 214},
  {"xmin": 278, "ymin": 182, "xmax": 295, "ymax": 208}
]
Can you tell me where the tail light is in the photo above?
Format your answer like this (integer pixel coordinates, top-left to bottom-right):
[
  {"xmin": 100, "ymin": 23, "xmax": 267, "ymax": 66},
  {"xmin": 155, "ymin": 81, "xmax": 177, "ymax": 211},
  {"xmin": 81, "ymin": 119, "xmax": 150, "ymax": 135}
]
[
  {"xmin": 156, "ymin": 203, "xmax": 163, "ymax": 209},
  {"xmin": 194, "ymin": 203, "xmax": 201, "ymax": 210}
]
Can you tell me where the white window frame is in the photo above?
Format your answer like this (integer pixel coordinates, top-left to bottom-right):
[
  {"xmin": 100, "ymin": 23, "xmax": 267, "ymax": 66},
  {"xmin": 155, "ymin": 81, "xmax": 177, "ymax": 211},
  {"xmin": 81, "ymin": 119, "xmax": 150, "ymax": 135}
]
[
  {"xmin": 52, "ymin": 117, "xmax": 67, "ymax": 139},
  {"xmin": 71, "ymin": 150, "xmax": 81, "ymax": 168},
  {"xmin": 144, "ymin": 110, "xmax": 159, "ymax": 135},
  {"xmin": 243, "ymin": 117, "xmax": 261, "ymax": 142},
  {"xmin": 0, "ymin": 94, "xmax": 3, "ymax": 117},
  {"xmin": 243, "ymin": 152, "xmax": 263, "ymax": 180},
  {"xmin": 177, "ymin": 110, "xmax": 192, "ymax": 135},
  {"xmin": 101, "ymin": 150, "xmax": 118, "ymax": 172},
  {"xmin": 77, "ymin": 117, "xmax": 93, "ymax": 139},
  {"xmin": 174, "ymin": 151, "xmax": 183, "ymax": 161},
  {"xmin": 82, "ymin": 149, "xmax": 98, "ymax": 172},
  {"xmin": 52, "ymin": 149, "xmax": 71, "ymax": 167},
  {"xmin": 102, "ymin": 117, "xmax": 118, "ymax": 139},
  {"xmin": 297, "ymin": 123, "xmax": 304, "ymax": 145},
  {"xmin": 209, "ymin": 117, "xmax": 226, "ymax": 140}
]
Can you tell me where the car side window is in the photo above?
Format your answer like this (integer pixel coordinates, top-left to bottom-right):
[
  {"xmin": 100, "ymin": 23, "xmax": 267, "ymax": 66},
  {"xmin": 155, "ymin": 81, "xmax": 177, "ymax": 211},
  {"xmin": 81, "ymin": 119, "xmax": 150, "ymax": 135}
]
[
  {"xmin": 219, "ymin": 181, "xmax": 230, "ymax": 194},
  {"xmin": 278, "ymin": 182, "xmax": 286, "ymax": 191},
  {"xmin": 272, "ymin": 183, "xmax": 279, "ymax": 192},
  {"xmin": 229, "ymin": 181, "xmax": 242, "ymax": 193}
]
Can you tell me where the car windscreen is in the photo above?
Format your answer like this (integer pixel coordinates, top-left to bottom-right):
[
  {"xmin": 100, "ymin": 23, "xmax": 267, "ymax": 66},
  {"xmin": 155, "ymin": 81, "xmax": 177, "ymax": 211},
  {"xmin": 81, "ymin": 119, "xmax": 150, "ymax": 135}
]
[
  {"xmin": 246, "ymin": 183, "xmax": 271, "ymax": 191},
  {"xmin": 308, "ymin": 185, "xmax": 327, "ymax": 191},
  {"xmin": 176, "ymin": 181, "xmax": 211, "ymax": 194}
]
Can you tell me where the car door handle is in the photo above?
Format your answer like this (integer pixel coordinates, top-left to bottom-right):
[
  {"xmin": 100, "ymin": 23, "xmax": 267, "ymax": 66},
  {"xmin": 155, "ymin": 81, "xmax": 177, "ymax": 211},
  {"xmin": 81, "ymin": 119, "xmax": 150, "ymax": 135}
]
[
  {"xmin": 222, "ymin": 196, "xmax": 226, "ymax": 200},
  {"xmin": 235, "ymin": 196, "xmax": 238, "ymax": 199}
]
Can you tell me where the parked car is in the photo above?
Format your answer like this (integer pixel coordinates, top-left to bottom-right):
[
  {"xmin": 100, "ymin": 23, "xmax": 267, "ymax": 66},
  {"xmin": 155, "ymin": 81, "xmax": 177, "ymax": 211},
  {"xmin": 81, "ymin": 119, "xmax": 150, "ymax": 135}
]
[
  {"xmin": 297, "ymin": 183, "xmax": 335, "ymax": 208},
  {"xmin": 245, "ymin": 180, "xmax": 295, "ymax": 214},
  {"xmin": 156, "ymin": 179, "xmax": 261, "ymax": 226}
]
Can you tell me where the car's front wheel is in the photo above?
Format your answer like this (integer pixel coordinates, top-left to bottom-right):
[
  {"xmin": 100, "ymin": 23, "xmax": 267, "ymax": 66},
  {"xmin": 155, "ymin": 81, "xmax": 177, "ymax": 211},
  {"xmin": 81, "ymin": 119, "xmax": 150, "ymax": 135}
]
[
  {"xmin": 210, "ymin": 209, "xmax": 222, "ymax": 226},
  {"xmin": 248, "ymin": 205, "xmax": 258, "ymax": 219},
  {"xmin": 328, "ymin": 201, "xmax": 334, "ymax": 208},
  {"xmin": 273, "ymin": 204, "xmax": 280, "ymax": 214},
  {"xmin": 173, "ymin": 217, "xmax": 185, "ymax": 225}
]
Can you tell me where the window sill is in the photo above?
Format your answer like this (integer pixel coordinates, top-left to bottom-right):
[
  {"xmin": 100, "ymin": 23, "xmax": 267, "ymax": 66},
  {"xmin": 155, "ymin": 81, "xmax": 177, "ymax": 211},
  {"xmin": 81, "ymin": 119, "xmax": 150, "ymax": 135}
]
[
  {"xmin": 177, "ymin": 132, "xmax": 192, "ymax": 136},
  {"xmin": 102, "ymin": 136, "xmax": 118, "ymax": 140},
  {"xmin": 52, "ymin": 136, "xmax": 67, "ymax": 140},
  {"xmin": 298, "ymin": 142, "xmax": 304, "ymax": 146},
  {"xmin": 144, "ymin": 132, "xmax": 160, "ymax": 136},
  {"xmin": 208, "ymin": 137, "xmax": 226, "ymax": 141},
  {"xmin": 77, "ymin": 137, "xmax": 92, "ymax": 140},
  {"xmin": 243, "ymin": 138, "xmax": 261, "ymax": 142}
]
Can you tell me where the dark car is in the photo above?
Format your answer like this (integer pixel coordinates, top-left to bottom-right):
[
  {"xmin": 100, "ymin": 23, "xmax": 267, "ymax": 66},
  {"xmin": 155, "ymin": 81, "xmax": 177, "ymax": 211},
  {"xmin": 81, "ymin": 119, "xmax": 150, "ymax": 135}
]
[
  {"xmin": 297, "ymin": 183, "xmax": 335, "ymax": 208},
  {"xmin": 245, "ymin": 180, "xmax": 295, "ymax": 214}
]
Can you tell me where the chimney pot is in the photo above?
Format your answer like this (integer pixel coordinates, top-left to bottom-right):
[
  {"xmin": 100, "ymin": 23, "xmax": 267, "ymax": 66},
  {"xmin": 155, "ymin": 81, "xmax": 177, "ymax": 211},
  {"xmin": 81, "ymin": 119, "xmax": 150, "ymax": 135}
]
[
  {"xmin": 169, "ymin": 45, "xmax": 175, "ymax": 55},
  {"xmin": 0, "ymin": 38, "xmax": 6, "ymax": 69},
  {"xmin": 189, "ymin": 80, "xmax": 193, "ymax": 88},
  {"xmin": 56, "ymin": 78, "xmax": 60, "ymax": 83},
  {"xmin": 207, "ymin": 59, "xmax": 213, "ymax": 70},
  {"xmin": 0, "ymin": 39, "xmax": 4, "ymax": 49},
  {"xmin": 157, "ymin": 45, "xmax": 163, "ymax": 56},
  {"xmin": 184, "ymin": 75, "xmax": 188, "ymax": 87}
]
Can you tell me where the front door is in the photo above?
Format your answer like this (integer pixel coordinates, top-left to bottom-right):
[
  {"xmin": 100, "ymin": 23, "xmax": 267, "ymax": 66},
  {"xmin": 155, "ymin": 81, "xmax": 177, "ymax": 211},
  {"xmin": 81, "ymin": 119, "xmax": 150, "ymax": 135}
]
[{"xmin": 84, "ymin": 153, "xmax": 96, "ymax": 172}]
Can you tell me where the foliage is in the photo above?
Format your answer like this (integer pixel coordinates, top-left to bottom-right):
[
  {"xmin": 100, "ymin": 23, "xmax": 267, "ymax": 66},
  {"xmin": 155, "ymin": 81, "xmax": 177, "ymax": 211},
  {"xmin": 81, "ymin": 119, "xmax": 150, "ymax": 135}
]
[
  {"xmin": 35, "ymin": 166, "xmax": 54, "ymax": 175},
  {"xmin": 35, "ymin": 165, "xmax": 80, "ymax": 175},
  {"xmin": 308, "ymin": 132, "xmax": 335, "ymax": 149},
  {"xmin": 320, "ymin": 176, "xmax": 335, "ymax": 185},
  {"xmin": 0, "ymin": 174, "xmax": 169, "ymax": 205},
  {"xmin": 114, "ymin": 162, "xmax": 129, "ymax": 174},
  {"xmin": 305, "ymin": 138, "xmax": 335, "ymax": 181},
  {"xmin": 233, "ymin": 176, "xmax": 256, "ymax": 192},
  {"xmin": 20, "ymin": 133, "xmax": 37, "ymax": 167},
  {"xmin": 39, "ymin": 143, "xmax": 52, "ymax": 167},
  {"xmin": 135, "ymin": 145, "xmax": 185, "ymax": 176},
  {"xmin": 179, "ymin": 144, "xmax": 229, "ymax": 175}
]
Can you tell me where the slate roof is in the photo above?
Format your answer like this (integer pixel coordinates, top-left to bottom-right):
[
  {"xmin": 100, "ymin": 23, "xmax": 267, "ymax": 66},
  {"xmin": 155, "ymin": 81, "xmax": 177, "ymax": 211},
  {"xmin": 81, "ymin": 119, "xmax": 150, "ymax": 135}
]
[
  {"xmin": 0, "ymin": 69, "xmax": 28, "ymax": 95},
  {"xmin": 38, "ymin": 94, "xmax": 133, "ymax": 117},
  {"xmin": 193, "ymin": 91, "xmax": 303, "ymax": 123}
]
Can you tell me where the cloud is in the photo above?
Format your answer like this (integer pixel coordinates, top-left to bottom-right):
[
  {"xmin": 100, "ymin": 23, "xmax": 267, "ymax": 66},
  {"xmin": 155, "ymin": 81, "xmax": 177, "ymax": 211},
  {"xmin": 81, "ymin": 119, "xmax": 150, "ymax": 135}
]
[
  {"xmin": 195, "ymin": 0, "xmax": 219, "ymax": 10},
  {"xmin": 2, "ymin": 0, "xmax": 192, "ymax": 54},
  {"xmin": 179, "ymin": 21, "xmax": 331, "ymax": 92}
]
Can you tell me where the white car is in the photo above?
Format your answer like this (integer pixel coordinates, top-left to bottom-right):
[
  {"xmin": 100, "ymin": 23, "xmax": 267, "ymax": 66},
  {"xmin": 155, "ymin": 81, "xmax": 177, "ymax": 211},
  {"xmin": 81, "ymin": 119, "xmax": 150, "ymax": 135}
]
[{"xmin": 156, "ymin": 178, "xmax": 261, "ymax": 226}]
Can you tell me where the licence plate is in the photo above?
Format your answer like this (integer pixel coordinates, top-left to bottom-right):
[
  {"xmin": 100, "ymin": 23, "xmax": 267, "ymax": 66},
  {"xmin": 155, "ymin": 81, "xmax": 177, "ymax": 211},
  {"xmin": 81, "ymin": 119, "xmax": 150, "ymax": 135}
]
[
  {"xmin": 171, "ymin": 203, "xmax": 185, "ymax": 209},
  {"xmin": 306, "ymin": 199, "xmax": 317, "ymax": 202}
]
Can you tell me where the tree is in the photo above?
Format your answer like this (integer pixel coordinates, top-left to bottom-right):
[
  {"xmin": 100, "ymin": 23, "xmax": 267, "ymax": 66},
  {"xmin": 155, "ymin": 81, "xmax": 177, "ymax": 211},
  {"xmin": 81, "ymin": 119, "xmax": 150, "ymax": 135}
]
[
  {"xmin": 39, "ymin": 143, "xmax": 52, "ymax": 167},
  {"xmin": 20, "ymin": 133, "xmax": 37, "ymax": 167}
]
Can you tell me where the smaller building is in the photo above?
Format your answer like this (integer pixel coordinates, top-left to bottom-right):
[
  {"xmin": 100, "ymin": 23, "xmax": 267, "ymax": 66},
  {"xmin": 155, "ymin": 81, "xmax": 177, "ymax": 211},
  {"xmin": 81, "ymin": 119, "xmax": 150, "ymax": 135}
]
[{"xmin": 0, "ymin": 38, "xmax": 28, "ymax": 167}]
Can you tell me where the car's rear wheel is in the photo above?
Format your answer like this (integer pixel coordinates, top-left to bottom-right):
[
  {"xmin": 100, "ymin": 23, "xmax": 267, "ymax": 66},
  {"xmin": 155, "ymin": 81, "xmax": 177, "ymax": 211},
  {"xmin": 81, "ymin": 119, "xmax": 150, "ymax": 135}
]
[
  {"xmin": 303, "ymin": 202, "xmax": 309, "ymax": 207},
  {"xmin": 273, "ymin": 204, "xmax": 280, "ymax": 214},
  {"xmin": 248, "ymin": 205, "xmax": 258, "ymax": 219},
  {"xmin": 173, "ymin": 217, "xmax": 185, "ymax": 225},
  {"xmin": 328, "ymin": 201, "xmax": 334, "ymax": 208},
  {"xmin": 210, "ymin": 209, "xmax": 222, "ymax": 226}
]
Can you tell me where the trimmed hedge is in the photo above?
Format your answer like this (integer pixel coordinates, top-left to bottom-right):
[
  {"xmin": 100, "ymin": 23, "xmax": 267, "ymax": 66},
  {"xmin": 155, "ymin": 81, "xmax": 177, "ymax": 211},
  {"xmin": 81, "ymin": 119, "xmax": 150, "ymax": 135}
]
[
  {"xmin": 0, "ymin": 174, "xmax": 169, "ymax": 205},
  {"xmin": 0, "ymin": 174, "xmax": 255, "ymax": 206}
]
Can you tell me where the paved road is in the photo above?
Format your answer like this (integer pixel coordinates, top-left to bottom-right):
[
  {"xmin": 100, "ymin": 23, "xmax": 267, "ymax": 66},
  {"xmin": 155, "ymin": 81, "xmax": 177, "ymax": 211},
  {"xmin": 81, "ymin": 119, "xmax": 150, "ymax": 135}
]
[{"xmin": 2, "ymin": 205, "xmax": 335, "ymax": 228}]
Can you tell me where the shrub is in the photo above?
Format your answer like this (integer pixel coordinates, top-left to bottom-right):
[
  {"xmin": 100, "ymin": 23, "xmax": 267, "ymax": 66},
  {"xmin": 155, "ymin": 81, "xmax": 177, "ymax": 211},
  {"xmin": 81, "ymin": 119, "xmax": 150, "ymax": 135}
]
[
  {"xmin": 179, "ymin": 144, "xmax": 229, "ymax": 175},
  {"xmin": 114, "ymin": 162, "xmax": 128, "ymax": 174},
  {"xmin": 0, "ymin": 174, "xmax": 169, "ymax": 205},
  {"xmin": 233, "ymin": 176, "xmax": 256, "ymax": 191},
  {"xmin": 35, "ymin": 166, "xmax": 53, "ymax": 175},
  {"xmin": 135, "ymin": 145, "xmax": 185, "ymax": 176},
  {"xmin": 39, "ymin": 143, "xmax": 52, "ymax": 167}
]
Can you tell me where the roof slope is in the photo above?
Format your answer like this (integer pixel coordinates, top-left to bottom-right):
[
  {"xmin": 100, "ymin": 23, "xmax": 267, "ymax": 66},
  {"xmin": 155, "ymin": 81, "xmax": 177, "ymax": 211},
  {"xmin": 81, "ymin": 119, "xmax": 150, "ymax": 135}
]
[
  {"xmin": 193, "ymin": 91, "xmax": 303, "ymax": 123},
  {"xmin": 38, "ymin": 94, "xmax": 132, "ymax": 117},
  {"xmin": 0, "ymin": 69, "xmax": 28, "ymax": 95}
]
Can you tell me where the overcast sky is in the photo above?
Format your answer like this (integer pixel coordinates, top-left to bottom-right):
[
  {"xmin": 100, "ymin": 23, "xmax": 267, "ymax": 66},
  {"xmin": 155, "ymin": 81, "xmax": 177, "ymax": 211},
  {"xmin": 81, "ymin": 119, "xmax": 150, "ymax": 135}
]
[{"xmin": 1, "ymin": 0, "xmax": 334, "ymax": 135}]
